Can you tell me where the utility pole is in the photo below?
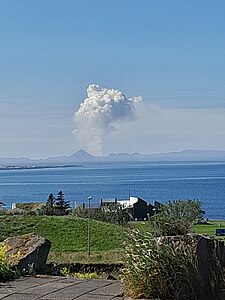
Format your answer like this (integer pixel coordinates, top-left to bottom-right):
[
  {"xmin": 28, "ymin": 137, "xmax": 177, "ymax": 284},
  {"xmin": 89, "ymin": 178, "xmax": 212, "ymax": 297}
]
[{"xmin": 87, "ymin": 196, "xmax": 92, "ymax": 258}]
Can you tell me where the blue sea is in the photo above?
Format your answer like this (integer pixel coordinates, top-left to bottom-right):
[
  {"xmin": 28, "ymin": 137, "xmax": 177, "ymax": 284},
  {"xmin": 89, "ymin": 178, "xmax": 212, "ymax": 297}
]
[{"xmin": 0, "ymin": 161, "xmax": 225, "ymax": 220}]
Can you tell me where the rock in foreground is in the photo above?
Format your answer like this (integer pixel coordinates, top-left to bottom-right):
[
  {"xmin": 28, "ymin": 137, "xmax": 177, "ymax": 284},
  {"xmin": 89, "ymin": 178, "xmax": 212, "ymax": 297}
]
[{"xmin": 3, "ymin": 233, "xmax": 51, "ymax": 274}]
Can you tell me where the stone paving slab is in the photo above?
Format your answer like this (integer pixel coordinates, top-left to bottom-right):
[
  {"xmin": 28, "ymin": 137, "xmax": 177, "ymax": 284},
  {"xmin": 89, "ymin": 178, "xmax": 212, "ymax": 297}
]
[
  {"xmin": 0, "ymin": 276, "xmax": 123, "ymax": 300},
  {"xmin": 90, "ymin": 282, "xmax": 122, "ymax": 296}
]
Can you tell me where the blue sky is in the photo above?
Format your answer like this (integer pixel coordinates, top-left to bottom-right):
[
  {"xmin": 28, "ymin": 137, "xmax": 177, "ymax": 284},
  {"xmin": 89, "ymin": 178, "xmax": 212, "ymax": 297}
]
[{"xmin": 0, "ymin": 0, "xmax": 225, "ymax": 158}]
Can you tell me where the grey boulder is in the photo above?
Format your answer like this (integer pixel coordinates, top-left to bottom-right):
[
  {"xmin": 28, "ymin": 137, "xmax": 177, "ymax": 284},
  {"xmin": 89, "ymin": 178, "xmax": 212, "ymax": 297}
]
[{"xmin": 3, "ymin": 233, "xmax": 51, "ymax": 274}]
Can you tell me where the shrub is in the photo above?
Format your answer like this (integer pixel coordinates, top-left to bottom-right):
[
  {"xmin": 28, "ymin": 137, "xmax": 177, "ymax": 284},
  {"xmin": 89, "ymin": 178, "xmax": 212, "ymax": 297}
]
[
  {"xmin": 150, "ymin": 199, "xmax": 204, "ymax": 236},
  {"xmin": 73, "ymin": 205, "xmax": 129, "ymax": 227}
]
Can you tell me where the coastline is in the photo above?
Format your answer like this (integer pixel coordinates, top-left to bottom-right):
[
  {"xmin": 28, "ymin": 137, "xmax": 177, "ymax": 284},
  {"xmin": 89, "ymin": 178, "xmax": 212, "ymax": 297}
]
[{"xmin": 0, "ymin": 164, "xmax": 82, "ymax": 171}]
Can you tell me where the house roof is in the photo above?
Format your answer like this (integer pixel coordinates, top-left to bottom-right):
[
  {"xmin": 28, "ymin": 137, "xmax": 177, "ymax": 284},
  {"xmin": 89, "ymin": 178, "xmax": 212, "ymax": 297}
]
[
  {"xmin": 101, "ymin": 197, "xmax": 146, "ymax": 209},
  {"xmin": 100, "ymin": 199, "xmax": 117, "ymax": 205},
  {"xmin": 117, "ymin": 197, "xmax": 139, "ymax": 208},
  {"xmin": 100, "ymin": 196, "xmax": 158, "ymax": 210}
]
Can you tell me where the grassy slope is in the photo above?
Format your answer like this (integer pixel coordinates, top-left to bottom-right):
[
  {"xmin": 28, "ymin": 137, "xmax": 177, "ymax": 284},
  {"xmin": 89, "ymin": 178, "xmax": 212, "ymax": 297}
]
[
  {"xmin": 194, "ymin": 220, "xmax": 225, "ymax": 237},
  {"xmin": 0, "ymin": 215, "xmax": 125, "ymax": 252},
  {"xmin": 1, "ymin": 216, "xmax": 225, "ymax": 263},
  {"xmin": 129, "ymin": 220, "xmax": 225, "ymax": 238}
]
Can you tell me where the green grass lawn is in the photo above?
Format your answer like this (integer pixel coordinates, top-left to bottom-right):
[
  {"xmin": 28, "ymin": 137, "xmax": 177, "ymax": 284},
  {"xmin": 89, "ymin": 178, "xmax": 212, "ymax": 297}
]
[
  {"xmin": 0, "ymin": 215, "xmax": 125, "ymax": 262},
  {"xmin": 127, "ymin": 221, "xmax": 151, "ymax": 232},
  {"xmin": 194, "ymin": 220, "xmax": 225, "ymax": 237},
  {"xmin": 129, "ymin": 220, "xmax": 225, "ymax": 239}
]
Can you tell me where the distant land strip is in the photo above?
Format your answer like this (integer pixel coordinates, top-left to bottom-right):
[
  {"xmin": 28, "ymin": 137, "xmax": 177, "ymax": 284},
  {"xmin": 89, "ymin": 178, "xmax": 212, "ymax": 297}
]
[{"xmin": 0, "ymin": 164, "xmax": 81, "ymax": 171}]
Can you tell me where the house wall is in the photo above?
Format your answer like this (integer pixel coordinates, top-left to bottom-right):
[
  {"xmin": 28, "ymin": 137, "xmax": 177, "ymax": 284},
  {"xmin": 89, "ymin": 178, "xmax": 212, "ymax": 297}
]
[
  {"xmin": 133, "ymin": 199, "xmax": 148, "ymax": 220},
  {"xmin": 100, "ymin": 196, "xmax": 160, "ymax": 221},
  {"xmin": 147, "ymin": 204, "xmax": 156, "ymax": 217}
]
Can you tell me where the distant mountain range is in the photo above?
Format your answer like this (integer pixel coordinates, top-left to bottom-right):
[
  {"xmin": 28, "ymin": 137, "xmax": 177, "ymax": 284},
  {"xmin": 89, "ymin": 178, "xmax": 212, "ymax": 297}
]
[{"xmin": 1, "ymin": 149, "xmax": 225, "ymax": 168}]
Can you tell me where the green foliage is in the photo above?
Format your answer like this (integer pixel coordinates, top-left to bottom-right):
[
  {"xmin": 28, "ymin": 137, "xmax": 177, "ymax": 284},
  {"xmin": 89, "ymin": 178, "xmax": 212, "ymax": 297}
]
[
  {"xmin": 104, "ymin": 203, "xmax": 130, "ymax": 226},
  {"xmin": 74, "ymin": 204, "xmax": 129, "ymax": 227},
  {"xmin": 40, "ymin": 191, "xmax": 71, "ymax": 216},
  {"xmin": 72, "ymin": 272, "xmax": 101, "ymax": 279},
  {"xmin": 44, "ymin": 193, "xmax": 55, "ymax": 216},
  {"xmin": 0, "ymin": 243, "xmax": 16, "ymax": 282},
  {"xmin": 60, "ymin": 267, "xmax": 101, "ymax": 279},
  {"xmin": 123, "ymin": 200, "xmax": 224, "ymax": 299},
  {"xmin": 123, "ymin": 228, "xmax": 198, "ymax": 299},
  {"xmin": 150, "ymin": 199, "xmax": 204, "ymax": 236},
  {"xmin": 54, "ymin": 191, "xmax": 71, "ymax": 215}
]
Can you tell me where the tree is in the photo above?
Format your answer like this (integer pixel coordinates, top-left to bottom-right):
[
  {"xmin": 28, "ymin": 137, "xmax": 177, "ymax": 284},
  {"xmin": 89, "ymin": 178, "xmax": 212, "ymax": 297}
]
[
  {"xmin": 73, "ymin": 203, "xmax": 129, "ymax": 226},
  {"xmin": 45, "ymin": 193, "xmax": 55, "ymax": 215},
  {"xmin": 107, "ymin": 203, "xmax": 130, "ymax": 226},
  {"xmin": 150, "ymin": 199, "xmax": 205, "ymax": 236},
  {"xmin": 54, "ymin": 191, "xmax": 70, "ymax": 215}
]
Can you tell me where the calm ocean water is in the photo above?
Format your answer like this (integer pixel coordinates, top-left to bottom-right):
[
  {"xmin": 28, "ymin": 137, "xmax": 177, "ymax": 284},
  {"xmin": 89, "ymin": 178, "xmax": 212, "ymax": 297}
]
[{"xmin": 0, "ymin": 161, "xmax": 225, "ymax": 220}]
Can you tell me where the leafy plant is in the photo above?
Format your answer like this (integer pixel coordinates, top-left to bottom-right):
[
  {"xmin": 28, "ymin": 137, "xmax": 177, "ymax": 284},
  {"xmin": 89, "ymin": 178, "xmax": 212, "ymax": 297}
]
[
  {"xmin": 60, "ymin": 266, "xmax": 101, "ymax": 279},
  {"xmin": 0, "ymin": 243, "xmax": 17, "ymax": 282},
  {"xmin": 72, "ymin": 272, "xmax": 101, "ymax": 279},
  {"xmin": 150, "ymin": 199, "xmax": 204, "ymax": 236}
]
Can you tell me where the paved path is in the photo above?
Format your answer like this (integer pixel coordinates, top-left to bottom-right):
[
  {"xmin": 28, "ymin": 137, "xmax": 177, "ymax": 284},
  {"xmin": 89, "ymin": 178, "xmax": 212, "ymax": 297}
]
[{"xmin": 0, "ymin": 276, "xmax": 123, "ymax": 300}]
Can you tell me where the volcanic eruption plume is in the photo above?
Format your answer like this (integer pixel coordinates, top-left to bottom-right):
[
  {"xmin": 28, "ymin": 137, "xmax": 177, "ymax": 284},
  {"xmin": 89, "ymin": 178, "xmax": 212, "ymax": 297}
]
[{"xmin": 73, "ymin": 84, "xmax": 141, "ymax": 155}]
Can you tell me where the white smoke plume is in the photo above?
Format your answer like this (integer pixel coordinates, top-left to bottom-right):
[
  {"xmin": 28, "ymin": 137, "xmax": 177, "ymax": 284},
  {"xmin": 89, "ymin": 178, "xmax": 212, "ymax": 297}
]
[{"xmin": 73, "ymin": 84, "xmax": 141, "ymax": 155}]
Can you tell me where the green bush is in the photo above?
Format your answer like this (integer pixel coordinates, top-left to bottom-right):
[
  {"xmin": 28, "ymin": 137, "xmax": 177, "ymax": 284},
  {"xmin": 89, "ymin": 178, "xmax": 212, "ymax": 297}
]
[
  {"xmin": 73, "ymin": 204, "xmax": 129, "ymax": 227},
  {"xmin": 150, "ymin": 199, "xmax": 204, "ymax": 236}
]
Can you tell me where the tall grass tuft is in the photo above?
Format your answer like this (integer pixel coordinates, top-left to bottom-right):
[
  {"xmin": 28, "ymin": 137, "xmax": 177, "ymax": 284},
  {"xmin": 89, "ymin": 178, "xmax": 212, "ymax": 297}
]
[{"xmin": 123, "ymin": 229, "xmax": 201, "ymax": 300}]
